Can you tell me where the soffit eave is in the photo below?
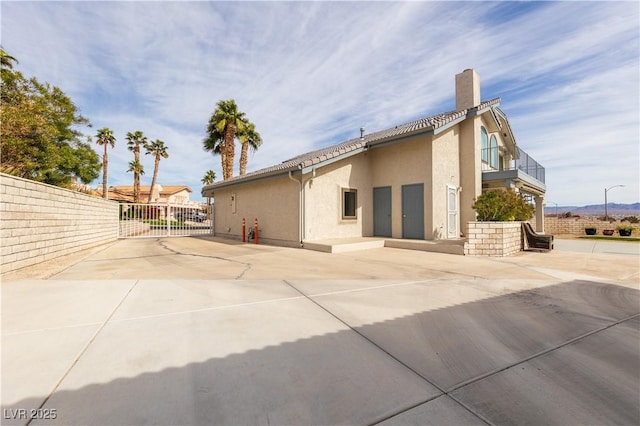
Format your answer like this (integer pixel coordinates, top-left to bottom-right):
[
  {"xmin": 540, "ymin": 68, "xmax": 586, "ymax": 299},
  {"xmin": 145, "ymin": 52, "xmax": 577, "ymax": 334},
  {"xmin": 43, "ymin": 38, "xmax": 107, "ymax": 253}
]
[
  {"xmin": 201, "ymin": 167, "xmax": 302, "ymax": 196},
  {"xmin": 482, "ymin": 170, "xmax": 546, "ymax": 195}
]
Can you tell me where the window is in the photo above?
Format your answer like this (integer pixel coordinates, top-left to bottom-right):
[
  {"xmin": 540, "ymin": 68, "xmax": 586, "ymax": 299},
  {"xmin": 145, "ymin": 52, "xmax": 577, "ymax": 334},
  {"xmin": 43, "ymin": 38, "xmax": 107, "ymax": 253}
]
[
  {"xmin": 342, "ymin": 188, "xmax": 357, "ymax": 219},
  {"xmin": 481, "ymin": 127, "xmax": 488, "ymax": 163},
  {"xmin": 489, "ymin": 135, "xmax": 498, "ymax": 169}
]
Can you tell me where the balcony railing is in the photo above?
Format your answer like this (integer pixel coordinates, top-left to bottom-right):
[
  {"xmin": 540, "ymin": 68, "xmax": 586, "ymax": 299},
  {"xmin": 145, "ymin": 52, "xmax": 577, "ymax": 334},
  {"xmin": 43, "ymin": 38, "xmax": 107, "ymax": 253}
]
[
  {"xmin": 482, "ymin": 147, "xmax": 545, "ymax": 184},
  {"xmin": 514, "ymin": 147, "xmax": 545, "ymax": 183}
]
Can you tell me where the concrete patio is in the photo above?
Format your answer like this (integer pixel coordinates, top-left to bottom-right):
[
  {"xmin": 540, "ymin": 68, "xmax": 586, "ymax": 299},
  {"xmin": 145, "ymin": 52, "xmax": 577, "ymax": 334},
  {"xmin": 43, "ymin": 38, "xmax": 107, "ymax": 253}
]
[{"xmin": 2, "ymin": 237, "xmax": 639, "ymax": 425}]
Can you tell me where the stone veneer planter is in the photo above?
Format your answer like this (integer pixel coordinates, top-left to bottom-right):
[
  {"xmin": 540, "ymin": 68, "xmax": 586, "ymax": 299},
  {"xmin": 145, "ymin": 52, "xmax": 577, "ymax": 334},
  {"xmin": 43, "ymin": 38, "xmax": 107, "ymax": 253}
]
[{"xmin": 465, "ymin": 221, "xmax": 523, "ymax": 256}]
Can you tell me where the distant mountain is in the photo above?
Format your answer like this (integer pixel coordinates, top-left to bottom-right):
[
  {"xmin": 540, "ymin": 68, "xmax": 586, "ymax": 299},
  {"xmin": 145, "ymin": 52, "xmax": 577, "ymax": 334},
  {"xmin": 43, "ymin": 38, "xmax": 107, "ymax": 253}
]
[{"xmin": 545, "ymin": 203, "xmax": 640, "ymax": 217}]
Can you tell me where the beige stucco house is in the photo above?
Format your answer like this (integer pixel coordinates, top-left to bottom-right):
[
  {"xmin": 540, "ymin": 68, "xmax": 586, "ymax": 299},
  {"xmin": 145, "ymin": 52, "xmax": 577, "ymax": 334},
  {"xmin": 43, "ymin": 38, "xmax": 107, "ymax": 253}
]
[
  {"xmin": 107, "ymin": 185, "xmax": 201, "ymax": 207},
  {"xmin": 202, "ymin": 69, "xmax": 546, "ymax": 248}
]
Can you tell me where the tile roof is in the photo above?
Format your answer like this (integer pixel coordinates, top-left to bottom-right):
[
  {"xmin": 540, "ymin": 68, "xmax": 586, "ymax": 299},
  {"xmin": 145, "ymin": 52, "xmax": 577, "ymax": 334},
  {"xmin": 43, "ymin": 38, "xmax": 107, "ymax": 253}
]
[
  {"xmin": 157, "ymin": 185, "xmax": 193, "ymax": 194},
  {"xmin": 110, "ymin": 185, "xmax": 192, "ymax": 195},
  {"xmin": 204, "ymin": 98, "xmax": 500, "ymax": 191},
  {"xmin": 100, "ymin": 187, "xmax": 135, "ymax": 202}
]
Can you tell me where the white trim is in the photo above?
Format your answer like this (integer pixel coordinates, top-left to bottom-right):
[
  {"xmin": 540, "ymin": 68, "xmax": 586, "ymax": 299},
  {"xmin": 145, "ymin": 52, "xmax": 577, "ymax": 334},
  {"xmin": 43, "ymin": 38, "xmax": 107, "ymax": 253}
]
[
  {"xmin": 447, "ymin": 185, "xmax": 459, "ymax": 238},
  {"xmin": 341, "ymin": 188, "xmax": 358, "ymax": 220}
]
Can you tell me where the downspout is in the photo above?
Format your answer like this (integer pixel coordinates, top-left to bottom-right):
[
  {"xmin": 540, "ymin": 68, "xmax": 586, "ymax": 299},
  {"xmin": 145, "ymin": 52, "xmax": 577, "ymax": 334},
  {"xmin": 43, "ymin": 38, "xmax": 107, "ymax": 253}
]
[
  {"xmin": 300, "ymin": 168, "xmax": 316, "ymax": 246},
  {"xmin": 288, "ymin": 171, "xmax": 303, "ymax": 246}
]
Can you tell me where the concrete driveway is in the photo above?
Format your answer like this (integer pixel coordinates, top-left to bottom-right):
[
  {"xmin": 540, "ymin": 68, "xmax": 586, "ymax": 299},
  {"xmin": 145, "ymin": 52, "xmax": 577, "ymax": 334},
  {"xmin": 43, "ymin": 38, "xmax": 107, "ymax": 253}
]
[{"xmin": 2, "ymin": 237, "xmax": 639, "ymax": 425}]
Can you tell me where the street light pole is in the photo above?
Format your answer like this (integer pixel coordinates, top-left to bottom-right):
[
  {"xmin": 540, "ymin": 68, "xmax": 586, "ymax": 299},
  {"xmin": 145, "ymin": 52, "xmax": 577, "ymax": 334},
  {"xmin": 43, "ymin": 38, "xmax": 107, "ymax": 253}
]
[{"xmin": 604, "ymin": 185, "xmax": 625, "ymax": 220}]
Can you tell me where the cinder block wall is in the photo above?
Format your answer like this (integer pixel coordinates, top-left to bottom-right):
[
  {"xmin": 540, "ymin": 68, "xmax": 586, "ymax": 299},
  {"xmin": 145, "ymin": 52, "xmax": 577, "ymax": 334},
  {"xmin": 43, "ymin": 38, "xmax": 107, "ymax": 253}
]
[
  {"xmin": 465, "ymin": 221, "xmax": 522, "ymax": 256},
  {"xmin": 538, "ymin": 217, "xmax": 637, "ymax": 236},
  {"xmin": 1, "ymin": 173, "xmax": 119, "ymax": 274}
]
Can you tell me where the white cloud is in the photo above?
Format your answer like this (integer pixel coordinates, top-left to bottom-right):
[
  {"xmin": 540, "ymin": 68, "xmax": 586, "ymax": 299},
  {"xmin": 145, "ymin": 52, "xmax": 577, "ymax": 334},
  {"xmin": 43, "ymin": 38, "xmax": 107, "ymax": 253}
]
[{"xmin": 2, "ymin": 1, "xmax": 638, "ymax": 204}]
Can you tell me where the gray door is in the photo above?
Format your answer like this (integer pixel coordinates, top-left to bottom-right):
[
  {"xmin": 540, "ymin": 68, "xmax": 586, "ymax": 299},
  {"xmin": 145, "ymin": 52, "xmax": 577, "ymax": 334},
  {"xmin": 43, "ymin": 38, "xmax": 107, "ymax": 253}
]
[
  {"xmin": 402, "ymin": 184, "xmax": 424, "ymax": 239},
  {"xmin": 373, "ymin": 186, "xmax": 392, "ymax": 237}
]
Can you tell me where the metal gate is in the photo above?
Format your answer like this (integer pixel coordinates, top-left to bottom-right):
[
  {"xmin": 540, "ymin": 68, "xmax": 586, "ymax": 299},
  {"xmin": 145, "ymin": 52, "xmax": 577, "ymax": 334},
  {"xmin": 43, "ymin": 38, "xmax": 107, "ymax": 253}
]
[{"xmin": 118, "ymin": 203, "xmax": 213, "ymax": 238}]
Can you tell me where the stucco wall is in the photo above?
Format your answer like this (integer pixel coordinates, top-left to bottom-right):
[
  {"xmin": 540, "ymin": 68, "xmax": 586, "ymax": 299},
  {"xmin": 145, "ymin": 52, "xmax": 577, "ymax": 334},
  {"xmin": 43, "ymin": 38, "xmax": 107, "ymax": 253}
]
[
  {"xmin": 167, "ymin": 189, "xmax": 192, "ymax": 205},
  {"xmin": 304, "ymin": 154, "xmax": 372, "ymax": 241},
  {"xmin": 466, "ymin": 221, "xmax": 522, "ymax": 256},
  {"xmin": 369, "ymin": 135, "xmax": 432, "ymax": 239},
  {"xmin": 303, "ymin": 135, "xmax": 437, "ymax": 241},
  {"xmin": 0, "ymin": 173, "xmax": 119, "ymax": 274},
  {"xmin": 459, "ymin": 116, "xmax": 482, "ymax": 229},
  {"xmin": 213, "ymin": 176, "xmax": 300, "ymax": 246},
  {"xmin": 431, "ymin": 127, "xmax": 461, "ymax": 239}
]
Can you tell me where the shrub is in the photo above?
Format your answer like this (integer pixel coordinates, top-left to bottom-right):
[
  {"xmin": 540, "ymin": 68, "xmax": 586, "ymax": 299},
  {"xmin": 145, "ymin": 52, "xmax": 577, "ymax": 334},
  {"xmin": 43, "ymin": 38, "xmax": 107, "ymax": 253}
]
[
  {"xmin": 472, "ymin": 189, "xmax": 535, "ymax": 221},
  {"xmin": 622, "ymin": 216, "xmax": 639, "ymax": 223},
  {"xmin": 616, "ymin": 225, "xmax": 634, "ymax": 232},
  {"xmin": 597, "ymin": 216, "xmax": 617, "ymax": 223}
]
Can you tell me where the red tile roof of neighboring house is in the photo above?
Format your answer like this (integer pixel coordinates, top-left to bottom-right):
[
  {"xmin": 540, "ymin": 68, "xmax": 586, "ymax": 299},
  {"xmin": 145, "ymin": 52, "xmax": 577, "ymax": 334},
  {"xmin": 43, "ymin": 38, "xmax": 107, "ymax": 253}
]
[
  {"xmin": 98, "ymin": 185, "xmax": 192, "ymax": 201},
  {"xmin": 99, "ymin": 187, "xmax": 135, "ymax": 202},
  {"xmin": 109, "ymin": 185, "xmax": 192, "ymax": 195}
]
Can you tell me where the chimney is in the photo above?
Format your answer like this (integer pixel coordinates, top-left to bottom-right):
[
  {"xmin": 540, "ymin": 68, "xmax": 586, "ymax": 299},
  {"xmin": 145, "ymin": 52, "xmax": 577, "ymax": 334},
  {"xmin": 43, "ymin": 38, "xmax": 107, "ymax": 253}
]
[{"xmin": 455, "ymin": 69, "xmax": 480, "ymax": 110}]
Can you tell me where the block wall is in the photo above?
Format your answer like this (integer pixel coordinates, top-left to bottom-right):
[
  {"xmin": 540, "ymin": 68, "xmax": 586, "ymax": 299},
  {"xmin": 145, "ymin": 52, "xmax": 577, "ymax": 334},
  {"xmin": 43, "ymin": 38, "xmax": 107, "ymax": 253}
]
[
  {"xmin": 1, "ymin": 173, "xmax": 119, "ymax": 274},
  {"xmin": 540, "ymin": 216, "xmax": 638, "ymax": 236},
  {"xmin": 465, "ymin": 221, "xmax": 522, "ymax": 256}
]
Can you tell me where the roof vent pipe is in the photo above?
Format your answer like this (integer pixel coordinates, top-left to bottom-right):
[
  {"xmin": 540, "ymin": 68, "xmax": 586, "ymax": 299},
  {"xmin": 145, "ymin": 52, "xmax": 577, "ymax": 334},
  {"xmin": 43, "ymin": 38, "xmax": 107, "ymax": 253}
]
[{"xmin": 360, "ymin": 127, "xmax": 365, "ymax": 140}]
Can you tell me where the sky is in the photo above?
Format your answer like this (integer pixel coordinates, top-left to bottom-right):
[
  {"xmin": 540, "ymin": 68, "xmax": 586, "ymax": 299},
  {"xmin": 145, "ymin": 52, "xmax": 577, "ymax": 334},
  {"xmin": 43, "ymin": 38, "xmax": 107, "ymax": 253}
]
[{"xmin": 2, "ymin": 1, "xmax": 639, "ymax": 206}]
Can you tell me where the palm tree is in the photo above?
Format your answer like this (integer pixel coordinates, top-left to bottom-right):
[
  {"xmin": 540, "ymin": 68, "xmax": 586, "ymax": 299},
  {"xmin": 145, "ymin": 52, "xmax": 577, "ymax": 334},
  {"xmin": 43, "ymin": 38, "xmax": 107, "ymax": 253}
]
[
  {"xmin": 203, "ymin": 127, "xmax": 224, "ymax": 173},
  {"xmin": 144, "ymin": 139, "xmax": 168, "ymax": 203},
  {"xmin": 0, "ymin": 48, "xmax": 18, "ymax": 69},
  {"xmin": 201, "ymin": 169, "xmax": 216, "ymax": 185},
  {"xmin": 237, "ymin": 121, "xmax": 262, "ymax": 176},
  {"xmin": 201, "ymin": 170, "xmax": 216, "ymax": 219},
  {"xmin": 205, "ymin": 99, "xmax": 246, "ymax": 180},
  {"xmin": 95, "ymin": 128, "xmax": 116, "ymax": 199},
  {"xmin": 126, "ymin": 160, "xmax": 145, "ymax": 202},
  {"xmin": 126, "ymin": 131, "xmax": 147, "ymax": 202}
]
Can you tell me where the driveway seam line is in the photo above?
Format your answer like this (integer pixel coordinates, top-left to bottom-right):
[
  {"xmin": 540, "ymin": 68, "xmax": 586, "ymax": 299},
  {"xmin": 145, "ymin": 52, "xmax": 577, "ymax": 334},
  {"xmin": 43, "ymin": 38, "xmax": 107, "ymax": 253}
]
[
  {"xmin": 377, "ymin": 311, "xmax": 640, "ymax": 425},
  {"xmin": 306, "ymin": 279, "xmax": 438, "ymax": 298},
  {"xmin": 25, "ymin": 279, "xmax": 140, "ymax": 426},
  {"xmin": 108, "ymin": 295, "xmax": 306, "ymax": 323},
  {"xmin": 447, "ymin": 311, "xmax": 640, "ymax": 394},
  {"xmin": 281, "ymin": 279, "xmax": 491, "ymax": 426},
  {"xmin": 281, "ymin": 280, "xmax": 439, "ymax": 386}
]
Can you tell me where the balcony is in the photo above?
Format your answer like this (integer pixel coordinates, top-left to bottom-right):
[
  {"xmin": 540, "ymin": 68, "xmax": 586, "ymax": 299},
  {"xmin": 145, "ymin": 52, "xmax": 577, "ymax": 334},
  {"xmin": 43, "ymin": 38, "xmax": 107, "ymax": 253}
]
[
  {"xmin": 513, "ymin": 147, "xmax": 545, "ymax": 183},
  {"xmin": 482, "ymin": 147, "xmax": 546, "ymax": 195}
]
